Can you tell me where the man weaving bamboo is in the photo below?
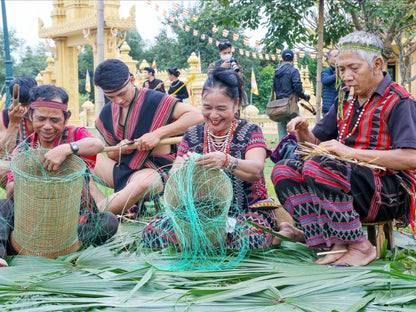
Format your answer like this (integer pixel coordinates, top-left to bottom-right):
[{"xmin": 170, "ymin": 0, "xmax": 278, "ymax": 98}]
[
  {"xmin": 93, "ymin": 59, "xmax": 202, "ymax": 217},
  {"xmin": 272, "ymin": 31, "xmax": 416, "ymax": 266},
  {"xmin": 0, "ymin": 85, "xmax": 118, "ymax": 267}
]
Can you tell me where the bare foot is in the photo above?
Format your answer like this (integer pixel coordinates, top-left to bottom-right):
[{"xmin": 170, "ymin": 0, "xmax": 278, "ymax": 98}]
[
  {"xmin": 272, "ymin": 222, "xmax": 306, "ymax": 245},
  {"xmin": 0, "ymin": 258, "xmax": 8, "ymax": 267},
  {"xmin": 315, "ymin": 243, "xmax": 348, "ymax": 265},
  {"xmin": 333, "ymin": 239, "xmax": 377, "ymax": 266}
]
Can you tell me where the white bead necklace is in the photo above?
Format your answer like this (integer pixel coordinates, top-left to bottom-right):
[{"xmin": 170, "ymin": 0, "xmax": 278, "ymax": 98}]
[
  {"xmin": 208, "ymin": 128, "xmax": 231, "ymax": 151},
  {"xmin": 338, "ymin": 97, "xmax": 371, "ymax": 143},
  {"xmin": 170, "ymin": 80, "xmax": 181, "ymax": 88}
]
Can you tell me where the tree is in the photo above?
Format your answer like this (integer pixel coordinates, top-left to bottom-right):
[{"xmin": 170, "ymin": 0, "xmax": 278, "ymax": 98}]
[
  {"xmin": 157, "ymin": 4, "xmax": 277, "ymax": 112},
  {"xmin": 199, "ymin": 0, "xmax": 354, "ymax": 49},
  {"xmin": 0, "ymin": 27, "xmax": 24, "ymax": 91},
  {"xmin": 345, "ymin": 0, "xmax": 416, "ymax": 86},
  {"xmin": 252, "ymin": 64, "xmax": 274, "ymax": 114},
  {"xmin": 124, "ymin": 28, "xmax": 147, "ymax": 64},
  {"xmin": 78, "ymin": 45, "xmax": 94, "ymax": 103},
  {"xmin": 144, "ymin": 29, "xmax": 181, "ymax": 71},
  {"xmin": 13, "ymin": 42, "xmax": 48, "ymax": 79}
]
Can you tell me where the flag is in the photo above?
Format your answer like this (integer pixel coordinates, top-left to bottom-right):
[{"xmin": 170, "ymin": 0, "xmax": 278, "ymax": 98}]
[
  {"xmin": 251, "ymin": 68, "xmax": 259, "ymax": 95},
  {"xmin": 212, "ymin": 25, "xmax": 219, "ymax": 33},
  {"xmin": 243, "ymin": 37, "xmax": 250, "ymax": 45},
  {"xmin": 197, "ymin": 51, "xmax": 201, "ymax": 72},
  {"xmin": 184, "ymin": 25, "xmax": 190, "ymax": 32},
  {"xmin": 85, "ymin": 69, "xmax": 91, "ymax": 93},
  {"xmin": 232, "ymin": 33, "xmax": 239, "ymax": 41},
  {"xmin": 191, "ymin": 14, "xmax": 199, "ymax": 22},
  {"xmin": 193, "ymin": 29, "xmax": 198, "ymax": 36},
  {"xmin": 222, "ymin": 29, "xmax": 229, "ymax": 37},
  {"xmin": 152, "ymin": 58, "xmax": 157, "ymax": 72}
]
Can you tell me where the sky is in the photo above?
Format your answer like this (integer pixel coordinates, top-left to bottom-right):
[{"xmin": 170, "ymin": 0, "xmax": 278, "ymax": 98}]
[{"xmin": 1, "ymin": 0, "xmax": 265, "ymax": 49}]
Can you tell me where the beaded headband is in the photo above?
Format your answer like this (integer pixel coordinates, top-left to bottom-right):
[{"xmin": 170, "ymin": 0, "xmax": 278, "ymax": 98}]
[
  {"xmin": 102, "ymin": 75, "xmax": 131, "ymax": 93},
  {"xmin": 31, "ymin": 100, "xmax": 68, "ymax": 111},
  {"xmin": 339, "ymin": 43, "xmax": 382, "ymax": 54}
]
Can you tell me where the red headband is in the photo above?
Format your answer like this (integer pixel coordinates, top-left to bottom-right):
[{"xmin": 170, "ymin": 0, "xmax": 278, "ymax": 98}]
[{"xmin": 31, "ymin": 100, "xmax": 68, "ymax": 111}]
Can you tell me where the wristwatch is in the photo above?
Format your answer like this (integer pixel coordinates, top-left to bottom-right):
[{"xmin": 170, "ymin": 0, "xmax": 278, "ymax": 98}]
[{"xmin": 69, "ymin": 142, "xmax": 79, "ymax": 155}]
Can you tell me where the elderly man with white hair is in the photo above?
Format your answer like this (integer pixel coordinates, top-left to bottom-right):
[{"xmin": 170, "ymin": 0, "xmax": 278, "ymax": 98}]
[{"xmin": 271, "ymin": 31, "xmax": 416, "ymax": 266}]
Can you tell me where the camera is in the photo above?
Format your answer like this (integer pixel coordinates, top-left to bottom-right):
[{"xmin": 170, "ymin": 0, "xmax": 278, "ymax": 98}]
[{"xmin": 229, "ymin": 58, "xmax": 240, "ymax": 72}]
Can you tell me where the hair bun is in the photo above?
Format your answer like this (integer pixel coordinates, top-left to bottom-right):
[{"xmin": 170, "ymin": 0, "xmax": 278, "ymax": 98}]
[{"xmin": 212, "ymin": 67, "xmax": 238, "ymax": 88}]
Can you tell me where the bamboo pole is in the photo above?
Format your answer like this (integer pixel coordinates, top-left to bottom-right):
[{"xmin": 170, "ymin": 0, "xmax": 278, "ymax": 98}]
[{"xmin": 103, "ymin": 136, "xmax": 182, "ymax": 153}]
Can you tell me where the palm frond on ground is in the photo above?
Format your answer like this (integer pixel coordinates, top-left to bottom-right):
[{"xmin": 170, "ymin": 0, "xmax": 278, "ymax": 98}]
[{"xmin": 1, "ymin": 226, "xmax": 415, "ymax": 311}]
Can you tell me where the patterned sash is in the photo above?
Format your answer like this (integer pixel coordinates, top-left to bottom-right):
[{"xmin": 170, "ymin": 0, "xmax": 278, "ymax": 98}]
[{"xmin": 96, "ymin": 88, "xmax": 178, "ymax": 170}]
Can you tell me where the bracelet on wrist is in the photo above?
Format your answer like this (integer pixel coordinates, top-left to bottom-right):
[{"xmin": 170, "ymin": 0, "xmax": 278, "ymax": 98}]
[
  {"xmin": 222, "ymin": 153, "xmax": 230, "ymax": 169},
  {"xmin": 230, "ymin": 157, "xmax": 238, "ymax": 173}
]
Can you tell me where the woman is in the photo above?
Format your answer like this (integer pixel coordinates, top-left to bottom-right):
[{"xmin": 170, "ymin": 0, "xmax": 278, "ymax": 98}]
[
  {"xmin": 143, "ymin": 67, "xmax": 295, "ymax": 250},
  {"xmin": 167, "ymin": 68, "xmax": 189, "ymax": 101}
]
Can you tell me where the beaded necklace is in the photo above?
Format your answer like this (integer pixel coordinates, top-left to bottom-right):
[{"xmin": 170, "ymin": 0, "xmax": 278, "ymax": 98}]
[
  {"xmin": 338, "ymin": 97, "xmax": 371, "ymax": 144},
  {"xmin": 203, "ymin": 119, "xmax": 237, "ymax": 154},
  {"xmin": 170, "ymin": 80, "xmax": 181, "ymax": 88}
]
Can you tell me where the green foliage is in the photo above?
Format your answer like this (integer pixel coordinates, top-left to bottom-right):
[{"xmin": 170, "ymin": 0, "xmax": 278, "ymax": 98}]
[
  {"xmin": 124, "ymin": 28, "xmax": 147, "ymax": 63},
  {"xmin": 252, "ymin": 65, "xmax": 274, "ymax": 114},
  {"xmin": 200, "ymin": 0, "xmax": 354, "ymax": 48},
  {"xmin": 78, "ymin": 45, "xmax": 94, "ymax": 102},
  {"xmin": 0, "ymin": 233, "xmax": 416, "ymax": 311},
  {"xmin": 13, "ymin": 43, "xmax": 48, "ymax": 79},
  {"xmin": 144, "ymin": 29, "xmax": 182, "ymax": 70},
  {"xmin": 0, "ymin": 27, "xmax": 24, "ymax": 91}
]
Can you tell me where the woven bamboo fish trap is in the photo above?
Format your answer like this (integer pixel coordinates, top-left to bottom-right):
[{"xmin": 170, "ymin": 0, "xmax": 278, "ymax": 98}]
[
  {"xmin": 163, "ymin": 165, "xmax": 233, "ymax": 250},
  {"xmin": 10, "ymin": 149, "xmax": 86, "ymax": 258}
]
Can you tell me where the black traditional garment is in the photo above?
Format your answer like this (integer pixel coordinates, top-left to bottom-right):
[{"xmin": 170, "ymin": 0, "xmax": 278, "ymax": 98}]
[
  {"xmin": 143, "ymin": 119, "xmax": 278, "ymax": 250},
  {"xmin": 143, "ymin": 78, "xmax": 165, "ymax": 93},
  {"xmin": 96, "ymin": 88, "xmax": 178, "ymax": 192},
  {"xmin": 272, "ymin": 72, "xmax": 416, "ymax": 248},
  {"xmin": 168, "ymin": 80, "xmax": 189, "ymax": 101}
]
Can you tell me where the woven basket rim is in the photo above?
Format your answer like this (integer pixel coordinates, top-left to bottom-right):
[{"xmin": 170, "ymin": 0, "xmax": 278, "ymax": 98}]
[{"xmin": 11, "ymin": 148, "xmax": 86, "ymax": 182}]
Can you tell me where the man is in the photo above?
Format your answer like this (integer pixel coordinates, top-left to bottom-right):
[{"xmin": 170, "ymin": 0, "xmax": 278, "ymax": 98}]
[
  {"xmin": 0, "ymin": 77, "xmax": 37, "ymax": 187},
  {"xmin": 94, "ymin": 59, "xmax": 202, "ymax": 216},
  {"xmin": 271, "ymin": 31, "xmax": 416, "ymax": 266},
  {"xmin": 208, "ymin": 41, "xmax": 240, "ymax": 73},
  {"xmin": 207, "ymin": 41, "xmax": 247, "ymax": 107},
  {"xmin": 272, "ymin": 49, "xmax": 310, "ymax": 142},
  {"xmin": 0, "ymin": 85, "xmax": 118, "ymax": 267},
  {"xmin": 142, "ymin": 67, "xmax": 165, "ymax": 93},
  {"xmin": 321, "ymin": 49, "xmax": 339, "ymax": 115}
]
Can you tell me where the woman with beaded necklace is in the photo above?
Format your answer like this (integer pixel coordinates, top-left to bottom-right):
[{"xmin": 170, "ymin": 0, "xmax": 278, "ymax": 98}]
[
  {"xmin": 167, "ymin": 67, "xmax": 189, "ymax": 101},
  {"xmin": 143, "ymin": 67, "xmax": 297, "ymax": 250}
]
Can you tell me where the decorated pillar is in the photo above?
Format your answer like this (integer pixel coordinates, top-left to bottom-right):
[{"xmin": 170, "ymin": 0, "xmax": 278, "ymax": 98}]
[{"xmin": 38, "ymin": 0, "xmax": 136, "ymax": 124}]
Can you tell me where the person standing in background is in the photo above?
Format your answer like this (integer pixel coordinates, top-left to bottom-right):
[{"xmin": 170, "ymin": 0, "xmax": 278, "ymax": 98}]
[
  {"xmin": 321, "ymin": 49, "xmax": 340, "ymax": 115},
  {"xmin": 142, "ymin": 67, "xmax": 165, "ymax": 93},
  {"xmin": 272, "ymin": 49, "xmax": 310, "ymax": 142},
  {"xmin": 167, "ymin": 68, "xmax": 189, "ymax": 102}
]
